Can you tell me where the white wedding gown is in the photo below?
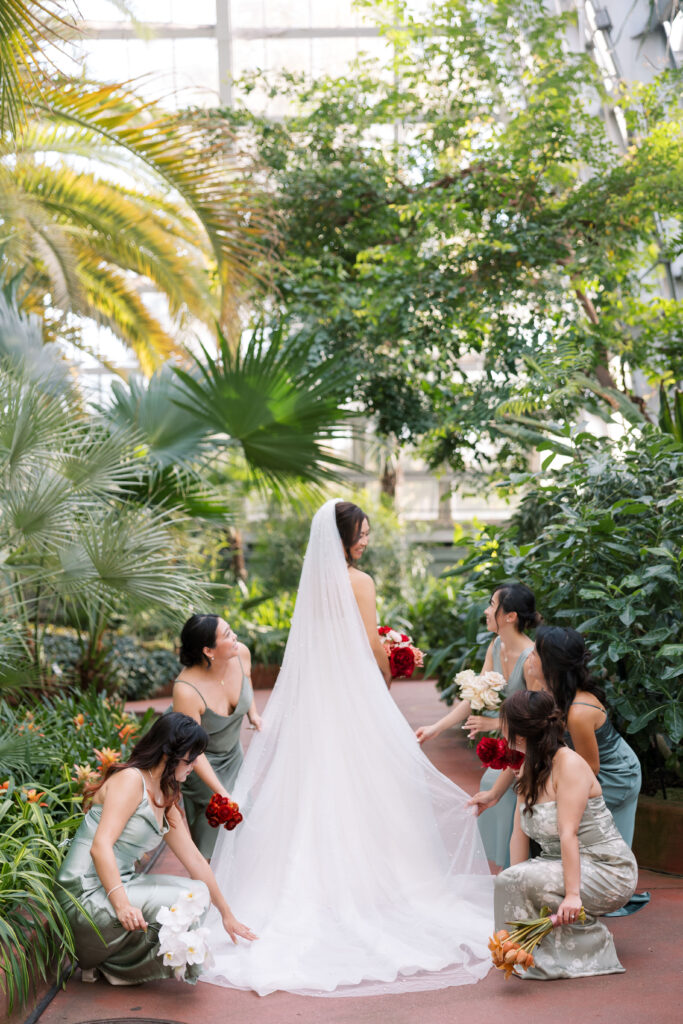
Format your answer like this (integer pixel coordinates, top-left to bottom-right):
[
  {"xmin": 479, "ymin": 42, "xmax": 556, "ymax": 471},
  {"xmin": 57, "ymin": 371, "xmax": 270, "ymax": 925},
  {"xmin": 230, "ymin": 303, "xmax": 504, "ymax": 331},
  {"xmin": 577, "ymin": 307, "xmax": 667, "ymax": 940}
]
[{"xmin": 201, "ymin": 499, "xmax": 493, "ymax": 997}]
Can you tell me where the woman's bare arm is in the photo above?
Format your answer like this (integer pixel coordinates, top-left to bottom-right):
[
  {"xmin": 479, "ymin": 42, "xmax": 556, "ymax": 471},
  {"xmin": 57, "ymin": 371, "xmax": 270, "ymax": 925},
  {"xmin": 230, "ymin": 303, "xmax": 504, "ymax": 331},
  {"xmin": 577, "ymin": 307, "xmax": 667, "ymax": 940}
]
[{"xmin": 349, "ymin": 570, "xmax": 392, "ymax": 685}]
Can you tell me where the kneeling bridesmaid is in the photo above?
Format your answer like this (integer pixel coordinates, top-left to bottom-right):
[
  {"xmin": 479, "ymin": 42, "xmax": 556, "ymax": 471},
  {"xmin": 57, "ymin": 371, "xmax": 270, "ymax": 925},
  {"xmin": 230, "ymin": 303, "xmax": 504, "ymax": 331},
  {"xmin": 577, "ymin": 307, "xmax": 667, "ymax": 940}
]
[
  {"xmin": 57, "ymin": 712, "xmax": 256, "ymax": 985},
  {"xmin": 494, "ymin": 691, "xmax": 637, "ymax": 980}
]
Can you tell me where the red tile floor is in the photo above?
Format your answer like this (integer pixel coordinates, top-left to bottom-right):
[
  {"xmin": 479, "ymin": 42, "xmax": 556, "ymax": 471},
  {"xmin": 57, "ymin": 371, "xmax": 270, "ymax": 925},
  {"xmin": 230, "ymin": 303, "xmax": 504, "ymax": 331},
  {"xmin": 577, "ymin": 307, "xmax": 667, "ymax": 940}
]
[{"xmin": 37, "ymin": 683, "xmax": 682, "ymax": 1024}]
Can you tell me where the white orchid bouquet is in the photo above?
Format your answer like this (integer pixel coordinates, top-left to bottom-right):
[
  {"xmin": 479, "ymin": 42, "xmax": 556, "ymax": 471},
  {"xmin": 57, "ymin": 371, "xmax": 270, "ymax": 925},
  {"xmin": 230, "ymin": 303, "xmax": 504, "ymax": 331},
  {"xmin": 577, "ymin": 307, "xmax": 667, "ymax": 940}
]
[
  {"xmin": 454, "ymin": 668, "xmax": 507, "ymax": 711},
  {"xmin": 156, "ymin": 887, "xmax": 213, "ymax": 981}
]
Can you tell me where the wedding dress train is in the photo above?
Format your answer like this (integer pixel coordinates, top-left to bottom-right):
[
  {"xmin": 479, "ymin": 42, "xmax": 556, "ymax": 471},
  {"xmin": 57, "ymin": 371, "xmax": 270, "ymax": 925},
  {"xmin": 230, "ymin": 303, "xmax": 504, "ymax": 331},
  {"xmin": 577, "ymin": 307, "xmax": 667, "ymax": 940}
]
[{"xmin": 201, "ymin": 499, "xmax": 493, "ymax": 996}]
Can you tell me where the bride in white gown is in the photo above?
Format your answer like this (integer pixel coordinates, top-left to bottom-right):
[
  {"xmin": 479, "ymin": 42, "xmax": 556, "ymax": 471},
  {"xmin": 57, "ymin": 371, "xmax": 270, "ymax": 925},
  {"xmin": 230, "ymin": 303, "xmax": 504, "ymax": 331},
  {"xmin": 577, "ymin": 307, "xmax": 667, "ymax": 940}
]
[{"xmin": 201, "ymin": 498, "xmax": 493, "ymax": 997}]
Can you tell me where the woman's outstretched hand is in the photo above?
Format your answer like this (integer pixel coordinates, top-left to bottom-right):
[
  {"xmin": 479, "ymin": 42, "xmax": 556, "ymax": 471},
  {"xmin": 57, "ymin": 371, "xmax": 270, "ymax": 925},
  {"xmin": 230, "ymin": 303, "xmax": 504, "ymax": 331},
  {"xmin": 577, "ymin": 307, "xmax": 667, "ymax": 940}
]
[
  {"xmin": 116, "ymin": 902, "xmax": 148, "ymax": 931},
  {"xmin": 222, "ymin": 911, "xmax": 257, "ymax": 943},
  {"xmin": 415, "ymin": 724, "xmax": 439, "ymax": 745},
  {"xmin": 248, "ymin": 712, "xmax": 263, "ymax": 731},
  {"xmin": 466, "ymin": 790, "xmax": 498, "ymax": 816}
]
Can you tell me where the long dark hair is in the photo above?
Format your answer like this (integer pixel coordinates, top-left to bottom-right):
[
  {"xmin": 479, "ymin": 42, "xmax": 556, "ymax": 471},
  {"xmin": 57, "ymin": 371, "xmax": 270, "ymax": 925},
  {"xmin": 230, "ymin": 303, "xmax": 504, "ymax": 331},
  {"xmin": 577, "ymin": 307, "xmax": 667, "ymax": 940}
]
[
  {"xmin": 335, "ymin": 501, "xmax": 368, "ymax": 563},
  {"xmin": 493, "ymin": 582, "xmax": 541, "ymax": 633},
  {"xmin": 535, "ymin": 625, "xmax": 605, "ymax": 718},
  {"xmin": 500, "ymin": 690, "xmax": 565, "ymax": 815},
  {"xmin": 85, "ymin": 712, "xmax": 208, "ymax": 813},
  {"xmin": 179, "ymin": 613, "xmax": 220, "ymax": 668}
]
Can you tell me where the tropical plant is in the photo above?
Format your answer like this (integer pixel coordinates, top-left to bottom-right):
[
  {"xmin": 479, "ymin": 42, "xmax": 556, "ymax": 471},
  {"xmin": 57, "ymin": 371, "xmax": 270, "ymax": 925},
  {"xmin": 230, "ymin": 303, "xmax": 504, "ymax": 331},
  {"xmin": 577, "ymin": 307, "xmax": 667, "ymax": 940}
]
[
  {"xmin": 0, "ymin": 684, "xmax": 153, "ymax": 1013},
  {"xmin": 211, "ymin": 0, "xmax": 683, "ymax": 476},
  {"xmin": 0, "ymin": 0, "xmax": 59, "ymax": 133},
  {"xmin": 0, "ymin": 2, "xmax": 275, "ymax": 368},
  {"xmin": 0, "ymin": 349, "xmax": 207, "ymax": 683},
  {"xmin": 431, "ymin": 427, "xmax": 683, "ymax": 786}
]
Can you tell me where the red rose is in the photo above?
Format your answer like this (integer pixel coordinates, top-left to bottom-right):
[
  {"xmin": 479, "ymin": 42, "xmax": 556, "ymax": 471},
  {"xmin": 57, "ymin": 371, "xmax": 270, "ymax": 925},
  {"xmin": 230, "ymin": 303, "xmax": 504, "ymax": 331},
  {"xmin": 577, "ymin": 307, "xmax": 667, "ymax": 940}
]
[
  {"xmin": 504, "ymin": 748, "xmax": 525, "ymax": 770},
  {"xmin": 378, "ymin": 626, "xmax": 392, "ymax": 636},
  {"xmin": 205, "ymin": 793, "xmax": 243, "ymax": 829},
  {"xmin": 389, "ymin": 645, "xmax": 416, "ymax": 678},
  {"xmin": 476, "ymin": 737, "xmax": 500, "ymax": 767}
]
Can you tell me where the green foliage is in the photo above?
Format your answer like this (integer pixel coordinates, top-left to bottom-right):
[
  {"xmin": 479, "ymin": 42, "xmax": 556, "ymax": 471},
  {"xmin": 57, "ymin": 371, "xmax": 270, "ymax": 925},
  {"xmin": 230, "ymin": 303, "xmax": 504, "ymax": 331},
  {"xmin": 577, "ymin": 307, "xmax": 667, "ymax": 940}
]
[
  {"xmin": 213, "ymin": 0, "xmax": 683, "ymax": 473},
  {"xmin": 0, "ymin": 685, "xmax": 153, "ymax": 1012},
  {"xmin": 172, "ymin": 321, "xmax": 354, "ymax": 492},
  {"xmin": 42, "ymin": 631, "xmax": 180, "ymax": 700},
  {"xmin": 433, "ymin": 428, "xmax": 683, "ymax": 777}
]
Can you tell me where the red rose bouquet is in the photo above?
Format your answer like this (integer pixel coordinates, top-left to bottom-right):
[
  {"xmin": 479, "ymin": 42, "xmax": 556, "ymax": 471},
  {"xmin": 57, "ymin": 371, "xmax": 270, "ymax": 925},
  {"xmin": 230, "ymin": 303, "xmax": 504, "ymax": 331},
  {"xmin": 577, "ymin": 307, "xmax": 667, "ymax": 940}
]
[
  {"xmin": 476, "ymin": 737, "xmax": 525, "ymax": 771},
  {"xmin": 378, "ymin": 627, "xmax": 424, "ymax": 679},
  {"xmin": 205, "ymin": 793, "xmax": 243, "ymax": 831}
]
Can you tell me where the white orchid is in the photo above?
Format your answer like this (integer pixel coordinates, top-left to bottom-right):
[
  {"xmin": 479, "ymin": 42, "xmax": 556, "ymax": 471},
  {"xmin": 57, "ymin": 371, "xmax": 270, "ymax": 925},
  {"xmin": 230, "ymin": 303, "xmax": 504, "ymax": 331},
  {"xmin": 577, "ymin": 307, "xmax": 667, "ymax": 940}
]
[
  {"xmin": 177, "ymin": 887, "xmax": 210, "ymax": 916},
  {"xmin": 157, "ymin": 902, "xmax": 194, "ymax": 930},
  {"xmin": 156, "ymin": 889, "xmax": 212, "ymax": 982},
  {"xmin": 160, "ymin": 936, "xmax": 190, "ymax": 968}
]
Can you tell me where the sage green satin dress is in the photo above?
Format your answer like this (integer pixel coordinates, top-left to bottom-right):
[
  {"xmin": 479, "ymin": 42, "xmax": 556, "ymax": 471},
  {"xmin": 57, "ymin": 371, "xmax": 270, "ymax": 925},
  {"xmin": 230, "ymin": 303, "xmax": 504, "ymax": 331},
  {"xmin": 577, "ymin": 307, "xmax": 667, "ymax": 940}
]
[
  {"xmin": 177, "ymin": 662, "xmax": 253, "ymax": 859},
  {"xmin": 477, "ymin": 637, "xmax": 532, "ymax": 867},
  {"xmin": 494, "ymin": 796, "xmax": 638, "ymax": 979},
  {"xmin": 56, "ymin": 769, "xmax": 209, "ymax": 985}
]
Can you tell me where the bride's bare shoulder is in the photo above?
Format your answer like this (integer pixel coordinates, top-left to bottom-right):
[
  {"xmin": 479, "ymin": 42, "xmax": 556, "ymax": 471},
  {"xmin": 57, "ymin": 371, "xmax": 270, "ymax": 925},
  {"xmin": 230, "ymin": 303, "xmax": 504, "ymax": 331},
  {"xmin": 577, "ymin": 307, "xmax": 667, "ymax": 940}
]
[{"xmin": 348, "ymin": 565, "xmax": 375, "ymax": 593}]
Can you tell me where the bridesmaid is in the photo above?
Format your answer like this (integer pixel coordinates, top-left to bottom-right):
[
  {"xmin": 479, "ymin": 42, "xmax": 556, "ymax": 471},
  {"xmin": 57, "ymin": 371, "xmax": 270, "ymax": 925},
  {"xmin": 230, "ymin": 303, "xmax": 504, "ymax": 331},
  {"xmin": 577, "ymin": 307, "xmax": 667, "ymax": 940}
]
[
  {"xmin": 57, "ymin": 713, "xmax": 255, "ymax": 985},
  {"xmin": 173, "ymin": 614, "xmax": 262, "ymax": 859},
  {"xmin": 494, "ymin": 690, "xmax": 637, "ymax": 979},
  {"xmin": 416, "ymin": 582, "xmax": 540, "ymax": 867},
  {"xmin": 529, "ymin": 626, "xmax": 642, "ymax": 846}
]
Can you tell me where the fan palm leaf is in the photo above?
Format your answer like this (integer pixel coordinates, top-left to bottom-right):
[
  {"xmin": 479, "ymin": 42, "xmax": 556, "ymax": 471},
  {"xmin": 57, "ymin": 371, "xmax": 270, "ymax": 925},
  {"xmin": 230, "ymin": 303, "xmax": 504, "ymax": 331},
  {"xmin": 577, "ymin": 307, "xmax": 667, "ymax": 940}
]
[{"xmin": 173, "ymin": 323, "xmax": 356, "ymax": 489}]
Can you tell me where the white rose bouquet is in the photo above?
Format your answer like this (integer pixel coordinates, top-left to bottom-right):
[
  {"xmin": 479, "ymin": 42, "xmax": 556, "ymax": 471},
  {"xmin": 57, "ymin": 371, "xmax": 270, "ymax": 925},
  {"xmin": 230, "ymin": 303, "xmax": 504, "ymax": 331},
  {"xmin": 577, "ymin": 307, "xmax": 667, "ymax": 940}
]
[
  {"xmin": 156, "ymin": 887, "xmax": 213, "ymax": 981},
  {"xmin": 454, "ymin": 668, "xmax": 506, "ymax": 711}
]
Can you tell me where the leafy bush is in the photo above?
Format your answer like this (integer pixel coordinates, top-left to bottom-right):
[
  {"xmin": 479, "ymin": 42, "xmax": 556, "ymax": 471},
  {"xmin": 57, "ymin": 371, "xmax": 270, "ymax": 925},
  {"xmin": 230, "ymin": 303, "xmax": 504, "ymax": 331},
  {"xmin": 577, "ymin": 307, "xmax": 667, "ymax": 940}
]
[
  {"xmin": 434, "ymin": 429, "xmax": 683, "ymax": 784},
  {"xmin": 224, "ymin": 588, "xmax": 297, "ymax": 666},
  {"xmin": 0, "ymin": 688, "xmax": 155, "ymax": 1011},
  {"xmin": 41, "ymin": 631, "xmax": 180, "ymax": 699}
]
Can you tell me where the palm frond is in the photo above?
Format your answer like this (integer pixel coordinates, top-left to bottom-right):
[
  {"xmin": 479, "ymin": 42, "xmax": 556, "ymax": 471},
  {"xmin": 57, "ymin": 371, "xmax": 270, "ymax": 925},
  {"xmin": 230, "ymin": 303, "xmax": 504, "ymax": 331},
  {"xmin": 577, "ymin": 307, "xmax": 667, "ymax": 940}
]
[
  {"xmin": 0, "ymin": 0, "xmax": 63, "ymax": 133},
  {"xmin": 173, "ymin": 323, "xmax": 356, "ymax": 488},
  {"xmin": 32, "ymin": 79, "xmax": 276, "ymax": 312}
]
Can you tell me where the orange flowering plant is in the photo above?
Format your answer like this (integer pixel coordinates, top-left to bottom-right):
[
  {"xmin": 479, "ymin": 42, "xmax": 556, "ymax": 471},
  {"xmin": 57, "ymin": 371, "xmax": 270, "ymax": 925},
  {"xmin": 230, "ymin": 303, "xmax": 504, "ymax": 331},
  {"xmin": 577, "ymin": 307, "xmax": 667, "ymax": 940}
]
[{"xmin": 489, "ymin": 905, "xmax": 587, "ymax": 979}]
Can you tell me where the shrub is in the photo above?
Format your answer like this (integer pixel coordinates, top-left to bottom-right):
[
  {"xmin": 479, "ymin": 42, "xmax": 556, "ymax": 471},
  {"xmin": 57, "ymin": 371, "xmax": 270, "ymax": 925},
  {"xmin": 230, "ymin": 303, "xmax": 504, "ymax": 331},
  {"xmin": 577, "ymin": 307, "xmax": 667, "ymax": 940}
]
[{"xmin": 434, "ymin": 428, "xmax": 683, "ymax": 785}]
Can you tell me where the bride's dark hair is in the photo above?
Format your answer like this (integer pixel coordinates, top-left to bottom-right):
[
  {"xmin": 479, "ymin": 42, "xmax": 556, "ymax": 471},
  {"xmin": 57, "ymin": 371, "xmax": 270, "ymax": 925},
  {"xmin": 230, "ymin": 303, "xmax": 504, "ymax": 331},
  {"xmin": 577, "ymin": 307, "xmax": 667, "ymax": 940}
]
[
  {"xmin": 535, "ymin": 625, "xmax": 605, "ymax": 718},
  {"xmin": 500, "ymin": 690, "xmax": 565, "ymax": 815},
  {"xmin": 335, "ymin": 501, "xmax": 368, "ymax": 562}
]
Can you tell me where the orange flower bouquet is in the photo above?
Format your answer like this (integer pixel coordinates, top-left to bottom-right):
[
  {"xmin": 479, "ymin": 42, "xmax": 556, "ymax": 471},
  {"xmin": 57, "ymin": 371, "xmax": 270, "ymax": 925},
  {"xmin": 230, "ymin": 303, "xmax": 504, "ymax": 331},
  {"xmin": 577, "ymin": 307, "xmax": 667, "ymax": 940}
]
[{"xmin": 489, "ymin": 905, "xmax": 587, "ymax": 979}]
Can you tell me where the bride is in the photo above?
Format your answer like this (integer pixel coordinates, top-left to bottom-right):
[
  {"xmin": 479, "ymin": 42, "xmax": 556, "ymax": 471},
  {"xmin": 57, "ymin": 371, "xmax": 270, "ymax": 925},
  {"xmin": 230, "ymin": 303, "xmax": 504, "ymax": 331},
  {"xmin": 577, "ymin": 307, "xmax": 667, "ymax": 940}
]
[{"xmin": 201, "ymin": 499, "xmax": 493, "ymax": 997}]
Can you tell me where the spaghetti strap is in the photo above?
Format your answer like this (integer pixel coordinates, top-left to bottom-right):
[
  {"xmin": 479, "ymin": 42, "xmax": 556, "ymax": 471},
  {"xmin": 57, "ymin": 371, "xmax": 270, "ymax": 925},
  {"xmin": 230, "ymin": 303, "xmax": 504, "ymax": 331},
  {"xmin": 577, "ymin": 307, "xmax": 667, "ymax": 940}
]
[
  {"xmin": 571, "ymin": 701, "xmax": 607, "ymax": 715},
  {"xmin": 130, "ymin": 765, "xmax": 146, "ymax": 799},
  {"xmin": 173, "ymin": 677, "xmax": 208, "ymax": 713}
]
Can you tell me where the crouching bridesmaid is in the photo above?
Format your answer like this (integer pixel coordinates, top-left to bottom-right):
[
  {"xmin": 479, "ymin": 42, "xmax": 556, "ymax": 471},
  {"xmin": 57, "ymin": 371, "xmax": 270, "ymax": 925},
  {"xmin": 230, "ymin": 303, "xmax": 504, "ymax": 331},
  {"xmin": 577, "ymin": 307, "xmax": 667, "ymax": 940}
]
[
  {"xmin": 57, "ymin": 712, "xmax": 256, "ymax": 985},
  {"xmin": 494, "ymin": 691, "xmax": 637, "ymax": 980}
]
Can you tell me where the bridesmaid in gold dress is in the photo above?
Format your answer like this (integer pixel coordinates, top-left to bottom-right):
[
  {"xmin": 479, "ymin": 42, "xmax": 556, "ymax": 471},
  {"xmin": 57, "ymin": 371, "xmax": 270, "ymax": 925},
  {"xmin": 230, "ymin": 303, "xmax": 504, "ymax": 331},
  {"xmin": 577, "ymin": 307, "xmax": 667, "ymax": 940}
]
[
  {"xmin": 494, "ymin": 691, "xmax": 638, "ymax": 980},
  {"xmin": 172, "ymin": 614, "xmax": 262, "ymax": 859},
  {"xmin": 57, "ymin": 712, "xmax": 256, "ymax": 985}
]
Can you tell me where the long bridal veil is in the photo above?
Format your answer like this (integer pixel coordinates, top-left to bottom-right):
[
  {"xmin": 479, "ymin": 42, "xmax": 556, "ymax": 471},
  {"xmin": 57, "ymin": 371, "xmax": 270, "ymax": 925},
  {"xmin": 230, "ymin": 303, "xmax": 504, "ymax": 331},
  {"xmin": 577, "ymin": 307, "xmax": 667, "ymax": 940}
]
[{"xmin": 201, "ymin": 499, "xmax": 493, "ymax": 996}]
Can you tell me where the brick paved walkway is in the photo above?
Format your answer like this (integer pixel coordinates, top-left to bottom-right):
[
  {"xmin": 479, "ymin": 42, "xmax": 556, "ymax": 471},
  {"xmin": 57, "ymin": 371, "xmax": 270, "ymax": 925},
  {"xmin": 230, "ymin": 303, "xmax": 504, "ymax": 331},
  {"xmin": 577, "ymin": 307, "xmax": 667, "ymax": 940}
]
[{"xmin": 37, "ymin": 683, "xmax": 682, "ymax": 1024}]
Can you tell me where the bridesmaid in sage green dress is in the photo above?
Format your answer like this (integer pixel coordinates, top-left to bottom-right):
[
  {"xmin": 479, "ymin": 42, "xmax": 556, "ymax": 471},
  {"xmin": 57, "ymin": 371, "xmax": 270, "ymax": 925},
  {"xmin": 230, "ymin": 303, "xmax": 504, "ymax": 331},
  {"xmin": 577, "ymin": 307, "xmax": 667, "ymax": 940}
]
[
  {"xmin": 494, "ymin": 691, "xmax": 637, "ymax": 980},
  {"xmin": 173, "ymin": 614, "xmax": 262, "ymax": 859},
  {"xmin": 57, "ymin": 712, "xmax": 255, "ymax": 985},
  {"xmin": 416, "ymin": 582, "xmax": 540, "ymax": 867}
]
